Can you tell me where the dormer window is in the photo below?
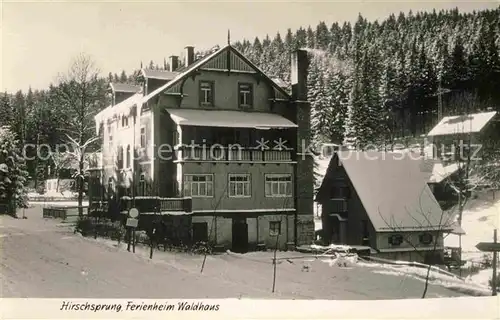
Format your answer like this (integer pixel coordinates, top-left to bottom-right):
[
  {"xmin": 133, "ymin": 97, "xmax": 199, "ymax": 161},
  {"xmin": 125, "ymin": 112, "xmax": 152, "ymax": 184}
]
[
  {"xmin": 238, "ymin": 83, "xmax": 253, "ymax": 108},
  {"xmin": 199, "ymin": 81, "xmax": 214, "ymax": 107}
]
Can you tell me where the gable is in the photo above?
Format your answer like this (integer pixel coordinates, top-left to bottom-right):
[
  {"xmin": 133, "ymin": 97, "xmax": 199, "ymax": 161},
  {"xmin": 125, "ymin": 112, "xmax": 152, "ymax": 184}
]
[
  {"xmin": 316, "ymin": 154, "xmax": 345, "ymax": 201},
  {"xmin": 144, "ymin": 45, "xmax": 291, "ymax": 103},
  {"xmin": 201, "ymin": 49, "xmax": 255, "ymax": 73}
]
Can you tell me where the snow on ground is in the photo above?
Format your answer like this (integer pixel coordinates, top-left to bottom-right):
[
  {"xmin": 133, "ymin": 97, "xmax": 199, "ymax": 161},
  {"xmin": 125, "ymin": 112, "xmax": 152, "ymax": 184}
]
[
  {"xmin": 2, "ymin": 205, "xmax": 489, "ymax": 299},
  {"xmin": 365, "ymin": 263, "xmax": 490, "ymax": 297},
  {"xmin": 28, "ymin": 191, "xmax": 78, "ymax": 198},
  {"xmin": 444, "ymin": 190, "xmax": 500, "ymax": 262},
  {"xmin": 468, "ymin": 268, "xmax": 495, "ymax": 288}
]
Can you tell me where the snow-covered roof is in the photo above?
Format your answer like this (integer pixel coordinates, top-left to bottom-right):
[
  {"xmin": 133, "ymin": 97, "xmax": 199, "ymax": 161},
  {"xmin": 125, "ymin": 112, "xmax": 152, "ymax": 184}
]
[
  {"xmin": 165, "ymin": 109, "xmax": 297, "ymax": 129},
  {"xmin": 94, "ymin": 93, "xmax": 143, "ymax": 132},
  {"xmin": 427, "ymin": 161, "xmax": 461, "ymax": 184},
  {"xmin": 271, "ymin": 77, "xmax": 289, "ymax": 89},
  {"xmin": 140, "ymin": 69, "xmax": 178, "ymax": 81},
  {"xmin": 109, "ymin": 83, "xmax": 141, "ymax": 93},
  {"xmin": 427, "ymin": 111, "xmax": 497, "ymax": 137}
]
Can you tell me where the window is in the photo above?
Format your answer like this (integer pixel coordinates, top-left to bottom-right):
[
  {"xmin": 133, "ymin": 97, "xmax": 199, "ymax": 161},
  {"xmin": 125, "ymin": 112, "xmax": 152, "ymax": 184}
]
[
  {"xmin": 122, "ymin": 116, "xmax": 129, "ymax": 127},
  {"xmin": 330, "ymin": 186, "xmax": 350, "ymax": 199},
  {"xmin": 184, "ymin": 174, "xmax": 213, "ymax": 197},
  {"xmin": 330, "ymin": 199, "xmax": 347, "ymax": 212},
  {"xmin": 199, "ymin": 81, "xmax": 214, "ymax": 106},
  {"xmin": 140, "ymin": 127, "xmax": 146, "ymax": 148},
  {"xmin": 229, "ymin": 174, "xmax": 251, "ymax": 197},
  {"xmin": 419, "ymin": 233, "xmax": 434, "ymax": 245},
  {"xmin": 269, "ymin": 221, "xmax": 281, "ymax": 236},
  {"xmin": 126, "ymin": 145, "xmax": 131, "ymax": 168},
  {"xmin": 388, "ymin": 234, "xmax": 403, "ymax": 246},
  {"xmin": 265, "ymin": 174, "xmax": 292, "ymax": 197},
  {"xmin": 117, "ymin": 146, "xmax": 124, "ymax": 169},
  {"xmin": 108, "ymin": 124, "xmax": 113, "ymax": 149},
  {"xmin": 238, "ymin": 83, "xmax": 253, "ymax": 108},
  {"xmin": 139, "ymin": 173, "xmax": 145, "ymax": 196}
]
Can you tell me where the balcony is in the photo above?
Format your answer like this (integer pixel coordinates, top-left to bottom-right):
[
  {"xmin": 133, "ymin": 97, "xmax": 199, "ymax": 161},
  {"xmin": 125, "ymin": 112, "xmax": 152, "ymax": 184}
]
[
  {"xmin": 176, "ymin": 146, "xmax": 293, "ymax": 163},
  {"xmin": 120, "ymin": 196, "xmax": 192, "ymax": 214}
]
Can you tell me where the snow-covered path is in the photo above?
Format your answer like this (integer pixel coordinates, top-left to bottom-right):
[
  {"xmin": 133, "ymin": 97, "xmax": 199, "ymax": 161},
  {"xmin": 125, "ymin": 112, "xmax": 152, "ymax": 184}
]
[{"xmin": 0, "ymin": 206, "xmax": 478, "ymax": 299}]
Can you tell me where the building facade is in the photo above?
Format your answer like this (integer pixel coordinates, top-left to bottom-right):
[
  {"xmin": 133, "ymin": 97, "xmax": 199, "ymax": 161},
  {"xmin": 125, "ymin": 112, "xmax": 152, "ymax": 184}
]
[{"xmin": 93, "ymin": 45, "xmax": 315, "ymax": 252}]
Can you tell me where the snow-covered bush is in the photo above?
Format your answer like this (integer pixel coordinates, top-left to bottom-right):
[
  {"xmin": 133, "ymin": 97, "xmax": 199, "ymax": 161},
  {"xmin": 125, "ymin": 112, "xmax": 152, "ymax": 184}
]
[
  {"xmin": 489, "ymin": 273, "xmax": 500, "ymax": 292},
  {"xmin": 0, "ymin": 126, "xmax": 29, "ymax": 216}
]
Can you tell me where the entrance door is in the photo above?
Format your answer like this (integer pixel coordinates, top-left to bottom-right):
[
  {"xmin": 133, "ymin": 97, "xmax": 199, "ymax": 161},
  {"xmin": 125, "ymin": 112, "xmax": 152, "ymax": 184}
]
[
  {"xmin": 232, "ymin": 217, "xmax": 248, "ymax": 253},
  {"xmin": 192, "ymin": 222, "xmax": 208, "ymax": 243}
]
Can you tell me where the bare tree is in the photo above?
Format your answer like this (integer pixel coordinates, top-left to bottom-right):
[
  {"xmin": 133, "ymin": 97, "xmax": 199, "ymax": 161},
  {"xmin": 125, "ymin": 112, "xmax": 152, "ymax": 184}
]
[
  {"xmin": 48, "ymin": 150, "xmax": 73, "ymax": 193},
  {"xmin": 55, "ymin": 53, "xmax": 107, "ymax": 216}
]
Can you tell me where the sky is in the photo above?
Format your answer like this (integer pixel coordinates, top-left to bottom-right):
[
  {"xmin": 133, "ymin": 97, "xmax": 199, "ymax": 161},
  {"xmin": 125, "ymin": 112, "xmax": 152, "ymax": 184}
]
[{"xmin": 2, "ymin": 1, "xmax": 499, "ymax": 93}]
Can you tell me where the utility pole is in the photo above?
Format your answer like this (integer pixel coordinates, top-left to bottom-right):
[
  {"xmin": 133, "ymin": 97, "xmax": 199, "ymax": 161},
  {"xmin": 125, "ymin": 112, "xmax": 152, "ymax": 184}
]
[
  {"xmin": 493, "ymin": 229, "xmax": 498, "ymax": 296},
  {"xmin": 437, "ymin": 79, "xmax": 443, "ymax": 122}
]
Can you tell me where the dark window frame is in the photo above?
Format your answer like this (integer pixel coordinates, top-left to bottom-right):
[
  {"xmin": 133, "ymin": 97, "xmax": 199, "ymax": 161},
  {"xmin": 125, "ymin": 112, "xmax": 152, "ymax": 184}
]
[
  {"xmin": 199, "ymin": 80, "xmax": 215, "ymax": 107},
  {"xmin": 140, "ymin": 126, "xmax": 146, "ymax": 148},
  {"xmin": 238, "ymin": 82, "xmax": 254, "ymax": 108},
  {"xmin": 419, "ymin": 233, "xmax": 434, "ymax": 245},
  {"xmin": 388, "ymin": 234, "xmax": 404, "ymax": 246}
]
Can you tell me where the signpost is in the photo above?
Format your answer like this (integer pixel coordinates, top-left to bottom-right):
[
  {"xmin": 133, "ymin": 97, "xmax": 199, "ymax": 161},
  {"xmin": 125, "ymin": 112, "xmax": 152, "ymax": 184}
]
[
  {"xmin": 126, "ymin": 208, "xmax": 139, "ymax": 253},
  {"xmin": 475, "ymin": 229, "xmax": 498, "ymax": 296}
]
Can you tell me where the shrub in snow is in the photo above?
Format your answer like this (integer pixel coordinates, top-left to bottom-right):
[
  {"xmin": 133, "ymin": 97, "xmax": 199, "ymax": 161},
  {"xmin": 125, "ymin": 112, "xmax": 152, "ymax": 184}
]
[
  {"xmin": 481, "ymin": 254, "xmax": 493, "ymax": 268},
  {"xmin": 75, "ymin": 216, "xmax": 93, "ymax": 236}
]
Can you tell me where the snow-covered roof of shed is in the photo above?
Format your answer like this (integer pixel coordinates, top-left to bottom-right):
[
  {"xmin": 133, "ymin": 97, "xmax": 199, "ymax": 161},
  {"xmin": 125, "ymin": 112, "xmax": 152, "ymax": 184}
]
[
  {"xmin": 427, "ymin": 111, "xmax": 497, "ymax": 137},
  {"xmin": 109, "ymin": 83, "xmax": 141, "ymax": 93},
  {"xmin": 140, "ymin": 69, "xmax": 179, "ymax": 81}
]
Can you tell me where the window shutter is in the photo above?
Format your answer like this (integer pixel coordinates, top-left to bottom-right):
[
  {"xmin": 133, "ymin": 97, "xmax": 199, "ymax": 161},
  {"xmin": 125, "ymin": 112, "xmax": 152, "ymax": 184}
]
[
  {"xmin": 198, "ymin": 81, "xmax": 203, "ymax": 106},
  {"xmin": 210, "ymin": 82, "xmax": 215, "ymax": 106},
  {"xmin": 248, "ymin": 84, "xmax": 254, "ymax": 107}
]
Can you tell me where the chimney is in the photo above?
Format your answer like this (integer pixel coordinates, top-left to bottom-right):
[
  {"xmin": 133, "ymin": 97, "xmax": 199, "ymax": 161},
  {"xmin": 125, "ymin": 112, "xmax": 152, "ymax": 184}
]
[
  {"xmin": 290, "ymin": 49, "xmax": 314, "ymax": 247},
  {"xmin": 185, "ymin": 46, "xmax": 195, "ymax": 67},
  {"xmin": 291, "ymin": 49, "xmax": 309, "ymax": 101},
  {"xmin": 169, "ymin": 55, "xmax": 179, "ymax": 72}
]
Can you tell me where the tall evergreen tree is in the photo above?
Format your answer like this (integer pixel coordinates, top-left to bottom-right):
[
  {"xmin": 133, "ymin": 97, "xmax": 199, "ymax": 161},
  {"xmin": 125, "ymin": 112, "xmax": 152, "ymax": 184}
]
[
  {"xmin": 0, "ymin": 93, "xmax": 13, "ymax": 128},
  {"xmin": 0, "ymin": 126, "xmax": 29, "ymax": 216}
]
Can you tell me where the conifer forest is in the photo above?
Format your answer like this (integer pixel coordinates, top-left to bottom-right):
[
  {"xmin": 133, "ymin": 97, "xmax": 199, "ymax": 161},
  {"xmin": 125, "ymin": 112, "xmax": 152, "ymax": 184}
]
[{"xmin": 1, "ymin": 7, "xmax": 499, "ymax": 183}]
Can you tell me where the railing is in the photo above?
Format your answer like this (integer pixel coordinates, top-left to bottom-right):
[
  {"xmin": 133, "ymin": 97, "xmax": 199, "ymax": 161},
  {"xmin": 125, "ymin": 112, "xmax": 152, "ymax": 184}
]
[
  {"xmin": 120, "ymin": 196, "xmax": 192, "ymax": 213},
  {"xmin": 177, "ymin": 147, "xmax": 292, "ymax": 162},
  {"xmin": 42, "ymin": 206, "xmax": 87, "ymax": 220}
]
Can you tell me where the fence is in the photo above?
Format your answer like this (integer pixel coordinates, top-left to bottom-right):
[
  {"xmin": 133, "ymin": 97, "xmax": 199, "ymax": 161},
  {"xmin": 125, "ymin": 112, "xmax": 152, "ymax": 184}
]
[{"xmin": 42, "ymin": 206, "xmax": 88, "ymax": 222}]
